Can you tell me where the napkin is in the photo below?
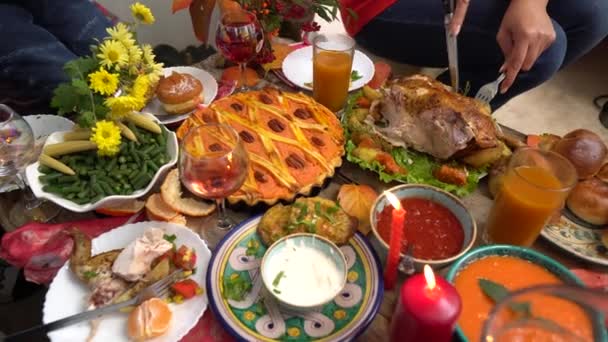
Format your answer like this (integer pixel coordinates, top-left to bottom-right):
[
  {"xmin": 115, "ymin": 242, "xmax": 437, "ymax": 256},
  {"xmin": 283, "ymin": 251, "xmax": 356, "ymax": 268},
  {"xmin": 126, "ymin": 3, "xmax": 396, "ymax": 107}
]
[{"xmin": 0, "ymin": 213, "xmax": 144, "ymax": 284}]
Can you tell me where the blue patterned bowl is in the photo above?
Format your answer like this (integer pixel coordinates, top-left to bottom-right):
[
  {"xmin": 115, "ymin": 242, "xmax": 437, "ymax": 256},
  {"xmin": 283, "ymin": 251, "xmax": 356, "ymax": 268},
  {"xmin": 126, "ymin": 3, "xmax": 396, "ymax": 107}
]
[
  {"xmin": 369, "ymin": 184, "xmax": 477, "ymax": 270},
  {"xmin": 446, "ymin": 245, "xmax": 608, "ymax": 342}
]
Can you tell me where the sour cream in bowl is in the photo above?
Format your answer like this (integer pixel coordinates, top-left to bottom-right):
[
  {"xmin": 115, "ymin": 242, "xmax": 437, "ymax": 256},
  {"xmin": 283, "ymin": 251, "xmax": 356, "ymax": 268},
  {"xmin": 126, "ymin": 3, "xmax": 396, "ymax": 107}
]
[{"xmin": 260, "ymin": 233, "xmax": 347, "ymax": 311}]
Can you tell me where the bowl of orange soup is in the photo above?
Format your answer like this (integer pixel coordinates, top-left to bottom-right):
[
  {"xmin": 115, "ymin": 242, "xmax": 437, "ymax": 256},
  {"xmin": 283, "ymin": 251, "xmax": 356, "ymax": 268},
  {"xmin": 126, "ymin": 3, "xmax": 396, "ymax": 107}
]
[
  {"xmin": 370, "ymin": 184, "xmax": 477, "ymax": 270},
  {"xmin": 446, "ymin": 245, "xmax": 607, "ymax": 342}
]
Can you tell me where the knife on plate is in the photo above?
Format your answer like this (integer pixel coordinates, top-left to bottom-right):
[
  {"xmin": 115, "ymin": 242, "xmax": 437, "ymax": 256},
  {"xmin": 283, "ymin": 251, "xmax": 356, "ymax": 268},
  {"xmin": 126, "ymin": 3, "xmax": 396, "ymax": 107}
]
[{"xmin": 443, "ymin": 0, "xmax": 460, "ymax": 92}]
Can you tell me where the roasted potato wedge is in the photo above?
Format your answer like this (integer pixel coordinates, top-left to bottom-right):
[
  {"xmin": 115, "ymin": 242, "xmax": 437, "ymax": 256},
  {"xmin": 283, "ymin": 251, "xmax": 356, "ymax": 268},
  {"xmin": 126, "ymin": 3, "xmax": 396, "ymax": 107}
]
[
  {"xmin": 488, "ymin": 156, "xmax": 510, "ymax": 198},
  {"xmin": 461, "ymin": 145, "xmax": 504, "ymax": 168},
  {"xmin": 258, "ymin": 197, "xmax": 356, "ymax": 246},
  {"xmin": 257, "ymin": 204, "xmax": 292, "ymax": 246},
  {"xmin": 363, "ymin": 85, "xmax": 383, "ymax": 101}
]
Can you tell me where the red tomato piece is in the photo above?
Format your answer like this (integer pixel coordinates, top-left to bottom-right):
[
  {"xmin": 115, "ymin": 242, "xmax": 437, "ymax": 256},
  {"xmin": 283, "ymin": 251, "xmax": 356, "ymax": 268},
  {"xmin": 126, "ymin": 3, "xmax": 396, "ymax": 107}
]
[
  {"xmin": 367, "ymin": 62, "xmax": 392, "ymax": 89},
  {"xmin": 171, "ymin": 279, "xmax": 200, "ymax": 299},
  {"xmin": 356, "ymin": 96, "xmax": 371, "ymax": 108},
  {"xmin": 173, "ymin": 245, "xmax": 197, "ymax": 270}
]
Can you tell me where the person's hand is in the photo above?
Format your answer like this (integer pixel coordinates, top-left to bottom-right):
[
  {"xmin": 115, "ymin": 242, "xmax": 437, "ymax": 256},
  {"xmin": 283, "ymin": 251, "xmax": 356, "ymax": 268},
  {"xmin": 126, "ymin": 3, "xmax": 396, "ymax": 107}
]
[
  {"xmin": 449, "ymin": 0, "xmax": 471, "ymax": 36},
  {"xmin": 496, "ymin": 0, "xmax": 555, "ymax": 93}
]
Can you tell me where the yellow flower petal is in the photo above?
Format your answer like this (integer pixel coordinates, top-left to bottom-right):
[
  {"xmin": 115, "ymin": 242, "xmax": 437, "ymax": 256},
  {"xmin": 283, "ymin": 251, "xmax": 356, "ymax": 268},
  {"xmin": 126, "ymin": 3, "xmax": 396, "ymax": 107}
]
[
  {"xmin": 88, "ymin": 69, "xmax": 119, "ymax": 96},
  {"xmin": 104, "ymin": 95, "xmax": 144, "ymax": 120},
  {"xmin": 107, "ymin": 23, "xmax": 135, "ymax": 48},
  {"xmin": 90, "ymin": 120, "xmax": 121, "ymax": 157},
  {"xmin": 130, "ymin": 2, "xmax": 155, "ymax": 24},
  {"xmin": 97, "ymin": 40, "xmax": 128, "ymax": 70}
]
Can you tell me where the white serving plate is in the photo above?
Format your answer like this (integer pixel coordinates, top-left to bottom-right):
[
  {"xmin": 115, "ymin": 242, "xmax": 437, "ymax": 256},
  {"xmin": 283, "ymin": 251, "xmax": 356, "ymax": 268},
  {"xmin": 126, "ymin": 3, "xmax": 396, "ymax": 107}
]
[
  {"xmin": 143, "ymin": 66, "xmax": 218, "ymax": 125},
  {"xmin": 282, "ymin": 46, "xmax": 375, "ymax": 92},
  {"xmin": 43, "ymin": 221, "xmax": 211, "ymax": 342},
  {"xmin": 25, "ymin": 113, "xmax": 178, "ymax": 212}
]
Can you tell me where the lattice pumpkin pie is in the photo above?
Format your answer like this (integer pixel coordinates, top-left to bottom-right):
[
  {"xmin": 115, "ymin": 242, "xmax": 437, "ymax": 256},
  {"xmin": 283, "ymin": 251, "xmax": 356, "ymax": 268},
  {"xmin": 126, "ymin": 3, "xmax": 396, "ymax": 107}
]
[{"xmin": 176, "ymin": 88, "xmax": 345, "ymax": 205}]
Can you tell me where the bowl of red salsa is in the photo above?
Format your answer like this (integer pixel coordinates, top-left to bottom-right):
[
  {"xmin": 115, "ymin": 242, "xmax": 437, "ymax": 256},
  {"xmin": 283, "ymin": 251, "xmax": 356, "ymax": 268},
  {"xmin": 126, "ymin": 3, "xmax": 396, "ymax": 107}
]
[{"xmin": 370, "ymin": 184, "xmax": 477, "ymax": 269}]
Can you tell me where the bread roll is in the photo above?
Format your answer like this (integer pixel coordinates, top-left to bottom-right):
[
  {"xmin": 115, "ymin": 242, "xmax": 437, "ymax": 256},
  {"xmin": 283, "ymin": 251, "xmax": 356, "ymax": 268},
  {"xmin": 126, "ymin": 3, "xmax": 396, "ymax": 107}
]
[
  {"xmin": 566, "ymin": 178, "xmax": 608, "ymax": 226},
  {"xmin": 552, "ymin": 129, "xmax": 607, "ymax": 179},
  {"xmin": 597, "ymin": 163, "xmax": 608, "ymax": 183},
  {"xmin": 156, "ymin": 72, "xmax": 203, "ymax": 114}
]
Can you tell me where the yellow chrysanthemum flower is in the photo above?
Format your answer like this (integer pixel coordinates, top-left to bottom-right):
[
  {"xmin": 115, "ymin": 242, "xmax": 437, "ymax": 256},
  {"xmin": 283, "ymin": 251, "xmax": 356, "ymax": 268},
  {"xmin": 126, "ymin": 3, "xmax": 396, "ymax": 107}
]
[
  {"xmin": 97, "ymin": 40, "xmax": 128, "ymax": 70},
  {"xmin": 131, "ymin": 2, "xmax": 155, "ymax": 24},
  {"xmin": 106, "ymin": 23, "xmax": 135, "ymax": 48},
  {"xmin": 128, "ymin": 45, "xmax": 143, "ymax": 65},
  {"xmin": 105, "ymin": 95, "xmax": 143, "ymax": 120},
  {"xmin": 147, "ymin": 62, "xmax": 164, "ymax": 85},
  {"xmin": 131, "ymin": 74, "xmax": 150, "ymax": 99},
  {"xmin": 90, "ymin": 120, "xmax": 121, "ymax": 157},
  {"xmin": 142, "ymin": 44, "xmax": 155, "ymax": 64},
  {"xmin": 88, "ymin": 68, "xmax": 119, "ymax": 96},
  {"xmin": 347, "ymin": 270, "xmax": 359, "ymax": 283}
]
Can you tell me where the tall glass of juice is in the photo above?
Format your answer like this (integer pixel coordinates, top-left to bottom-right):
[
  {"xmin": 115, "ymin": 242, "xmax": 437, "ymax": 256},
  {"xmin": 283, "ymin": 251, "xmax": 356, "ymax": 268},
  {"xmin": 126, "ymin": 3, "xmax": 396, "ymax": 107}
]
[
  {"xmin": 485, "ymin": 147, "xmax": 577, "ymax": 246},
  {"xmin": 312, "ymin": 34, "xmax": 355, "ymax": 112}
]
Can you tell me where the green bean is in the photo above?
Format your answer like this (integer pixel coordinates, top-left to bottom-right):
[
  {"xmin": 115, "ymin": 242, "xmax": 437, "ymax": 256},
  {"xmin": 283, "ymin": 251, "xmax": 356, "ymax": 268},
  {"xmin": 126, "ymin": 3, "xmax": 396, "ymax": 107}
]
[
  {"xmin": 132, "ymin": 172, "xmax": 150, "ymax": 189},
  {"xmin": 77, "ymin": 189, "xmax": 89, "ymax": 199},
  {"xmin": 39, "ymin": 173, "xmax": 62, "ymax": 183},
  {"xmin": 145, "ymin": 160, "xmax": 159, "ymax": 172},
  {"xmin": 38, "ymin": 165, "xmax": 52, "ymax": 174},
  {"xmin": 57, "ymin": 175, "xmax": 79, "ymax": 184},
  {"xmin": 73, "ymin": 197, "xmax": 91, "ymax": 204},
  {"xmin": 105, "ymin": 158, "xmax": 117, "ymax": 172},
  {"xmin": 90, "ymin": 194, "xmax": 104, "ymax": 203},
  {"xmin": 61, "ymin": 184, "xmax": 82, "ymax": 194},
  {"xmin": 92, "ymin": 182, "xmax": 104, "ymax": 195},
  {"xmin": 42, "ymin": 185, "xmax": 62, "ymax": 194},
  {"xmin": 98, "ymin": 181, "xmax": 115, "ymax": 195}
]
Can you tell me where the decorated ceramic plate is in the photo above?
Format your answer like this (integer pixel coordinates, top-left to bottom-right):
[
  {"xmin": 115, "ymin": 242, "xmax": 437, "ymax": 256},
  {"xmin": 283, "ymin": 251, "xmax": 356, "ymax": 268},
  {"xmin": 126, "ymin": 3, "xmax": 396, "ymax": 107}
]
[
  {"xmin": 43, "ymin": 221, "xmax": 211, "ymax": 342},
  {"xmin": 282, "ymin": 46, "xmax": 374, "ymax": 92},
  {"xmin": 541, "ymin": 212, "xmax": 608, "ymax": 266},
  {"xmin": 144, "ymin": 66, "xmax": 218, "ymax": 125},
  {"xmin": 207, "ymin": 215, "xmax": 383, "ymax": 341}
]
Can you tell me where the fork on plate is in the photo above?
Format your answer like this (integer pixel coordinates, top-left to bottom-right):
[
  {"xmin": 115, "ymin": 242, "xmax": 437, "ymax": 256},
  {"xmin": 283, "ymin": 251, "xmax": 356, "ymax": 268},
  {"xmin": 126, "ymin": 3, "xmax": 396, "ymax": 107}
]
[
  {"xmin": 474, "ymin": 73, "xmax": 506, "ymax": 104},
  {"xmin": 5, "ymin": 270, "xmax": 183, "ymax": 340}
]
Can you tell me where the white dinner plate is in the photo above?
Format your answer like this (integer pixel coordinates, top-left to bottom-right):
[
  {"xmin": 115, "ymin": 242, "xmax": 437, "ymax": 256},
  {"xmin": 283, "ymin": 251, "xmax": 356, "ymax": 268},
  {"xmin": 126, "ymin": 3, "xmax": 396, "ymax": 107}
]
[
  {"xmin": 282, "ymin": 46, "xmax": 375, "ymax": 92},
  {"xmin": 43, "ymin": 221, "xmax": 211, "ymax": 342},
  {"xmin": 143, "ymin": 66, "xmax": 218, "ymax": 125}
]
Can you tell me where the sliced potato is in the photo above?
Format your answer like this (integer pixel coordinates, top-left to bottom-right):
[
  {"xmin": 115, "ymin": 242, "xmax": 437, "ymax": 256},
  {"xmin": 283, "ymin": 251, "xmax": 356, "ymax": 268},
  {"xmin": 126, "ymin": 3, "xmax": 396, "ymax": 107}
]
[
  {"xmin": 363, "ymin": 85, "xmax": 382, "ymax": 101},
  {"xmin": 461, "ymin": 145, "xmax": 504, "ymax": 168}
]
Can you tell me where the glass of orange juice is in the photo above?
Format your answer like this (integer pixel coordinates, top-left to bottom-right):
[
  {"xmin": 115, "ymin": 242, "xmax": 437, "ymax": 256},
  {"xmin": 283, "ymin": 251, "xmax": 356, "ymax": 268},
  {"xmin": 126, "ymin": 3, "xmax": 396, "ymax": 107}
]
[
  {"xmin": 485, "ymin": 147, "xmax": 577, "ymax": 246},
  {"xmin": 312, "ymin": 34, "xmax": 355, "ymax": 112}
]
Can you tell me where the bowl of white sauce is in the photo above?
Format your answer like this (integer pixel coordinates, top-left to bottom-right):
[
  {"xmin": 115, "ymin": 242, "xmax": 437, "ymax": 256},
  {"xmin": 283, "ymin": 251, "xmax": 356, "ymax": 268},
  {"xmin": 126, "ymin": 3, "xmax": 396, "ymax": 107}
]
[{"xmin": 260, "ymin": 233, "xmax": 347, "ymax": 311}]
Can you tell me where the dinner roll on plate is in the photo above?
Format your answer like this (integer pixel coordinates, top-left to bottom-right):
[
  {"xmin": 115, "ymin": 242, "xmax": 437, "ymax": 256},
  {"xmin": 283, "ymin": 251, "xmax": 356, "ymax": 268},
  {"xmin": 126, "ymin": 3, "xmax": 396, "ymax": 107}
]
[
  {"xmin": 157, "ymin": 72, "xmax": 203, "ymax": 115},
  {"xmin": 552, "ymin": 129, "xmax": 607, "ymax": 179},
  {"xmin": 566, "ymin": 178, "xmax": 608, "ymax": 226}
]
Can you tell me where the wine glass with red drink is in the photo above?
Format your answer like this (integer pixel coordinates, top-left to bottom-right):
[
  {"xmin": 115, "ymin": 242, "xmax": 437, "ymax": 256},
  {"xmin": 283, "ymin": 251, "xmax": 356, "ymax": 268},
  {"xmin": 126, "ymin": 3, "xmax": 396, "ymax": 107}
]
[
  {"xmin": 180, "ymin": 124, "xmax": 249, "ymax": 246},
  {"xmin": 215, "ymin": 11, "xmax": 263, "ymax": 91}
]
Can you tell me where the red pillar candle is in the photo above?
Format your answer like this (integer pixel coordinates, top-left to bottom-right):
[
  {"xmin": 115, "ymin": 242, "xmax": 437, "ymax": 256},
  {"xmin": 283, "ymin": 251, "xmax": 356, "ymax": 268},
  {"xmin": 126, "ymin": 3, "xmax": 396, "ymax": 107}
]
[
  {"xmin": 383, "ymin": 191, "xmax": 405, "ymax": 290},
  {"xmin": 389, "ymin": 265, "xmax": 462, "ymax": 342}
]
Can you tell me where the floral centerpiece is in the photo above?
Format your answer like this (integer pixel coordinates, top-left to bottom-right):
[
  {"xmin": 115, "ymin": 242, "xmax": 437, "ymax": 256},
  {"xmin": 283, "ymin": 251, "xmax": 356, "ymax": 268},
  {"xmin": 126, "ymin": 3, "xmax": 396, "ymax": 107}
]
[
  {"xmin": 172, "ymin": 0, "xmax": 353, "ymax": 64},
  {"xmin": 51, "ymin": 2, "xmax": 164, "ymax": 157}
]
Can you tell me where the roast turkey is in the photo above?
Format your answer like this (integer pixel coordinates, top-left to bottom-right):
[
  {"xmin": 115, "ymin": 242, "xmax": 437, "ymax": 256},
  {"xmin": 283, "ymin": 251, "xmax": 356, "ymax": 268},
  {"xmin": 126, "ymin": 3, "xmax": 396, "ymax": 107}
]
[{"xmin": 368, "ymin": 75, "xmax": 500, "ymax": 160}]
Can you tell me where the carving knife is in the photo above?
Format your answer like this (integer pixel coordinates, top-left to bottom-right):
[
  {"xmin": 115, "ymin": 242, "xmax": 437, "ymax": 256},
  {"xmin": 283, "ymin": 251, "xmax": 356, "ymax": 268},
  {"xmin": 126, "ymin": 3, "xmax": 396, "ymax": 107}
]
[{"xmin": 443, "ymin": 0, "xmax": 459, "ymax": 92}]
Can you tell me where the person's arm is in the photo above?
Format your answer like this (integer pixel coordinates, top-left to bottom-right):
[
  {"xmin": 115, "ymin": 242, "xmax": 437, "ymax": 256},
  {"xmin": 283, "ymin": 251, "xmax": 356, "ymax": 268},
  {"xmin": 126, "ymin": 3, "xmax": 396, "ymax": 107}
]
[{"xmin": 496, "ymin": 0, "xmax": 556, "ymax": 93}]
